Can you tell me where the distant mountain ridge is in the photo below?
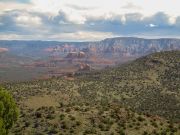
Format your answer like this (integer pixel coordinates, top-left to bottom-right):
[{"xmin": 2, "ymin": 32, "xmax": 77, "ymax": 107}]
[
  {"xmin": 0, "ymin": 37, "xmax": 180, "ymax": 81},
  {"xmin": 0, "ymin": 37, "xmax": 180, "ymax": 58}
]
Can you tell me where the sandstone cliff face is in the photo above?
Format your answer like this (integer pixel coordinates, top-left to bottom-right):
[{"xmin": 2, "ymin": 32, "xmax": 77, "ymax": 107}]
[
  {"xmin": 1, "ymin": 37, "xmax": 180, "ymax": 59},
  {"xmin": 0, "ymin": 48, "xmax": 8, "ymax": 53},
  {"xmin": 78, "ymin": 63, "xmax": 91, "ymax": 71},
  {"xmin": 47, "ymin": 37, "xmax": 180, "ymax": 58},
  {"xmin": 87, "ymin": 37, "xmax": 180, "ymax": 56},
  {"xmin": 0, "ymin": 38, "xmax": 179, "ymax": 81},
  {"xmin": 66, "ymin": 51, "xmax": 86, "ymax": 59},
  {"xmin": 41, "ymin": 38, "xmax": 180, "ymax": 72},
  {"xmin": 45, "ymin": 45, "xmax": 79, "ymax": 54}
]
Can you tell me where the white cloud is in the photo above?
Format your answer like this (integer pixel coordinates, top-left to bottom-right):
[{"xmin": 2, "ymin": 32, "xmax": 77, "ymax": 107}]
[
  {"xmin": 1, "ymin": 0, "xmax": 180, "ymax": 25},
  {"xmin": 0, "ymin": 1, "xmax": 31, "ymax": 12},
  {"xmin": 29, "ymin": 0, "xmax": 180, "ymax": 27},
  {"xmin": 148, "ymin": 24, "xmax": 157, "ymax": 28},
  {"xmin": 16, "ymin": 14, "xmax": 42, "ymax": 27},
  {"xmin": 121, "ymin": 15, "xmax": 126, "ymax": 24},
  {"xmin": 0, "ymin": 31, "xmax": 116, "ymax": 41},
  {"xmin": 30, "ymin": 0, "xmax": 180, "ymax": 16},
  {"xmin": 49, "ymin": 31, "xmax": 115, "ymax": 41},
  {"xmin": 121, "ymin": 2, "xmax": 142, "ymax": 10},
  {"xmin": 65, "ymin": 12, "xmax": 86, "ymax": 24},
  {"xmin": 169, "ymin": 16, "xmax": 177, "ymax": 25},
  {"xmin": 0, "ymin": 33, "xmax": 21, "ymax": 39},
  {"xmin": 1, "ymin": 0, "xmax": 180, "ymax": 40},
  {"xmin": 1, "ymin": 0, "xmax": 180, "ymax": 20}
]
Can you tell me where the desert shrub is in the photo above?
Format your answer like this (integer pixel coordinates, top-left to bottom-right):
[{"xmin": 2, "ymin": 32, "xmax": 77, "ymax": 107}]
[
  {"xmin": 48, "ymin": 106, "xmax": 55, "ymax": 113},
  {"xmin": 35, "ymin": 112, "xmax": 42, "ymax": 118},
  {"xmin": 59, "ymin": 102, "xmax": 64, "ymax": 108},
  {"xmin": 71, "ymin": 116, "xmax": 76, "ymax": 121},
  {"xmin": 143, "ymin": 131, "xmax": 148, "ymax": 135},
  {"xmin": 61, "ymin": 121, "xmax": 68, "ymax": 129},
  {"xmin": 118, "ymin": 129, "xmax": 125, "ymax": 135},
  {"xmin": 46, "ymin": 114, "xmax": 55, "ymax": 119},
  {"xmin": 137, "ymin": 116, "xmax": 145, "ymax": 122},
  {"xmin": 83, "ymin": 128, "xmax": 96, "ymax": 134},
  {"xmin": 48, "ymin": 127, "xmax": 58, "ymax": 134},
  {"xmin": 65, "ymin": 108, "xmax": 71, "ymax": 112},
  {"xmin": 76, "ymin": 121, "xmax": 81, "ymax": 126},
  {"xmin": 59, "ymin": 114, "xmax": 65, "ymax": 120},
  {"xmin": 128, "ymin": 124, "xmax": 133, "ymax": 128},
  {"xmin": 151, "ymin": 121, "xmax": 158, "ymax": 128},
  {"xmin": 0, "ymin": 87, "xmax": 18, "ymax": 134},
  {"xmin": 24, "ymin": 121, "xmax": 30, "ymax": 127},
  {"xmin": 160, "ymin": 130, "xmax": 167, "ymax": 135}
]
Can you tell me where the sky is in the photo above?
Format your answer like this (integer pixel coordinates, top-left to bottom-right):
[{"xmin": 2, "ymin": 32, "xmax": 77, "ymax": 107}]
[{"xmin": 0, "ymin": 0, "xmax": 180, "ymax": 41}]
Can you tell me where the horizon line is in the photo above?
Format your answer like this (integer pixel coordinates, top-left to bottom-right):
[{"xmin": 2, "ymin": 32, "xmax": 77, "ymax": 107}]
[{"xmin": 0, "ymin": 36, "xmax": 180, "ymax": 42}]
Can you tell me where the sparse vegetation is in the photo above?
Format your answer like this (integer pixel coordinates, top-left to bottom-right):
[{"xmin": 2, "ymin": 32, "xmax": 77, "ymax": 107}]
[{"xmin": 1, "ymin": 51, "xmax": 179, "ymax": 134}]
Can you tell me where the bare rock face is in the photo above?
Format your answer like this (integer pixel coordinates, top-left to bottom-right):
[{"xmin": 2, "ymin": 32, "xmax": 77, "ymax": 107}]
[
  {"xmin": 0, "ymin": 48, "xmax": 8, "ymax": 53},
  {"xmin": 78, "ymin": 63, "xmax": 91, "ymax": 71},
  {"xmin": 66, "ymin": 51, "xmax": 86, "ymax": 59},
  {"xmin": 79, "ymin": 51, "xmax": 86, "ymax": 58}
]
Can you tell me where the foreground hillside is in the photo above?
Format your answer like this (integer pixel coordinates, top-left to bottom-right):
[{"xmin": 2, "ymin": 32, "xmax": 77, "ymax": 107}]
[
  {"xmin": 2, "ymin": 51, "xmax": 180, "ymax": 135},
  {"xmin": 77, "ymin": 50, "xmax": 180, "ymax": 121}
]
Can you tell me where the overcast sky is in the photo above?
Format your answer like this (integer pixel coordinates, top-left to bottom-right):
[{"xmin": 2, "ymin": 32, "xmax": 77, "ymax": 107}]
[{"xmin": 0, "ymin": 0, "xmax": 180, "ymax": 41}]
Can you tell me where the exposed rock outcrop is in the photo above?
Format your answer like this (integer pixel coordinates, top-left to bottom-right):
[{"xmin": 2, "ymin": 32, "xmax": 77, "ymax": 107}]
[
  {"xmin": 66, "ymin": 51, "xmax": 86, "ymax": 59},
  {"xmin": 78, "ymin": 63, "xmax": 91, "ymax": 71},
  {"xmin": 0, "ymin": 48, "xmax": 8, "ymax": 53}
]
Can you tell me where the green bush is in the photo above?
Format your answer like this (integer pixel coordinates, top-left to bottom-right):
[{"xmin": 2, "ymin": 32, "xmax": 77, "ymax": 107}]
[{"xmin": 0, "ymin": 87, "xmax": 18, "ymax": 135}]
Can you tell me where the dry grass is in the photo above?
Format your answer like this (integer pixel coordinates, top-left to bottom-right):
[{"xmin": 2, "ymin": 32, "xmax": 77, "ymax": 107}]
[{"xmin": 24, "ymin": 95, "xmax": 58, "ymax": 109}]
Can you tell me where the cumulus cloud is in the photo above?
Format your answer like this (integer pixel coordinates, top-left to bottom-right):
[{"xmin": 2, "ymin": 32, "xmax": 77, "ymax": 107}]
[
  {"xmin": 148, "ymin": 24, "xmax": 158, "ymax": 28},
  {"xmin": 15, "ymin": 14, "xmax": 42, "ymax": 27},
  {"xmin": 0, "ymin": 0, "xmax": 180, "ymax": 40},
  {"xmin": 48, "ymin": 31, "xmax": 115, "ymax": 41},
  {"xmin": 66, "ymin": 4, "xmax": 96, "ymax": 11},
  {"xmin": 0, "ymin": 10, "xmax": 43, "ymax": 34},
  {"xmin": 121, "ymin": 2, "xmax": 142, "ymax": 10}
]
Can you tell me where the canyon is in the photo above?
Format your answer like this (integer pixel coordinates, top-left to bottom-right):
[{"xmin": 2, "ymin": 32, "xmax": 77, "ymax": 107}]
[{"xmin": 0, "ymin": 37, "xmax": 179, "ymax": 82}]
